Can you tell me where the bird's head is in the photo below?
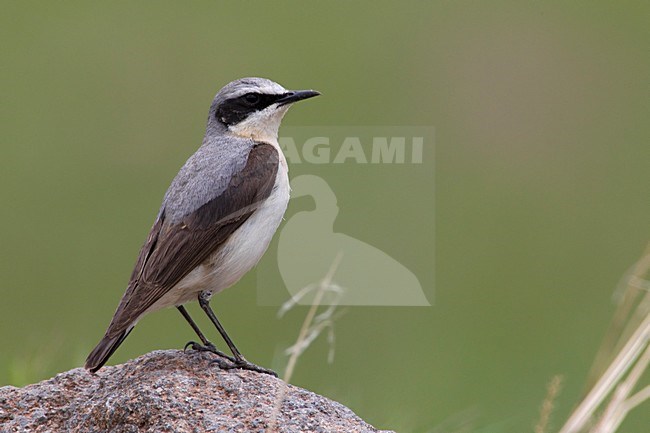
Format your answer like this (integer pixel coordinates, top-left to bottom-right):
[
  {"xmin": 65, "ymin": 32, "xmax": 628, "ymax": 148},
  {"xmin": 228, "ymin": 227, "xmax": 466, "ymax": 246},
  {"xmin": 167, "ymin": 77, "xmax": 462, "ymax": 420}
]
[{"xmin": 208, "ymin": 77, "xmax": 320, "ymax": 143}]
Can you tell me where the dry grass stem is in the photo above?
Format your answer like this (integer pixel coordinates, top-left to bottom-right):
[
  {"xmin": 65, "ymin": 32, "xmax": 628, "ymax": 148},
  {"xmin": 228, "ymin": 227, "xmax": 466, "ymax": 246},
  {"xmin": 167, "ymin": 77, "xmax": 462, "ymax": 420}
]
[
  {"xmin": 282, "ymin": 252, "xmax": 344, "ymax": 382},
  {"xmin": 267, "ymin": 253, "xmax": 345, "ymax": 432},
  {"xmin": 592, "ymin": 344, "xmax": 650, "ymax": 433},
  {"xmin": 560, "ymin": 245, "xmax": 650, "ymax": 433}
]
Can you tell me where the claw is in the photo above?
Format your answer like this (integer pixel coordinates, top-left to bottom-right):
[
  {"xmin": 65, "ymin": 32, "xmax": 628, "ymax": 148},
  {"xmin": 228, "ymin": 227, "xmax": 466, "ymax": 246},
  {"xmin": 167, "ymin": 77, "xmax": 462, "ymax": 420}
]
[
  {"xmin": 184, "ymin": 341, "xmax": 199, "ymax": 352},
  {"xmin": 209, "ymin": 357, "xmax": 234, "ymax": 370}
]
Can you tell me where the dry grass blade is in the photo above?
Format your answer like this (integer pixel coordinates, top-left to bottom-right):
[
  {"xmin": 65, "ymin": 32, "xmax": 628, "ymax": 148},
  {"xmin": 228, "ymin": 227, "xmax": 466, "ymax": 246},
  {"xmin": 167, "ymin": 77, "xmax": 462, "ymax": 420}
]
[
  {"xmin": 559, "ymin": 245, "xmax": 650, "ymax": 433},
  {"xmin": 586, "ymin": 249, "xmax": 650, "ymax": 388},
  {"xmin": 591, "ymin": 343, "xmax": 650, "ymax": 432}
]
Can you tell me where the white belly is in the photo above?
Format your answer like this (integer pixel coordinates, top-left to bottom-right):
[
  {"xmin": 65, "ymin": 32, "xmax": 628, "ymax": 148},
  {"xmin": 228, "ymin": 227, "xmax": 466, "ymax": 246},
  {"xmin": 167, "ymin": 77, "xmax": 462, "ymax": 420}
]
[{"xmin": 150, "ymin": 160, "xmax": 289, "ymax": 310}]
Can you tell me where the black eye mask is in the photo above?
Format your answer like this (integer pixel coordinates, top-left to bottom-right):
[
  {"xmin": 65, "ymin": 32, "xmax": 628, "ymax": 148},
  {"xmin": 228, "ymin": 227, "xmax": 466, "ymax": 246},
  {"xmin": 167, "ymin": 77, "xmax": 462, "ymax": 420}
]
[{"xmin": 216, "ymin": 92, "xmax": 289, "ymax": 126}]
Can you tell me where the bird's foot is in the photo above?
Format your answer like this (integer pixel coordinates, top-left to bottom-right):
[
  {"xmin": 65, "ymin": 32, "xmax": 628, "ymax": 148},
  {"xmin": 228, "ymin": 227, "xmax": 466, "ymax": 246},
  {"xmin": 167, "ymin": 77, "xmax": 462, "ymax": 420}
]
[
  {"xmin": 184, "ymin": 341, "xmax": 276, "ymax": 376},
  {"xmin": 211, "ymin": 356, "xmax": 278, "ymax": 377},
  {"xmin": 183, "ymin": 340, "xmax": 236, "ymax": 363}
]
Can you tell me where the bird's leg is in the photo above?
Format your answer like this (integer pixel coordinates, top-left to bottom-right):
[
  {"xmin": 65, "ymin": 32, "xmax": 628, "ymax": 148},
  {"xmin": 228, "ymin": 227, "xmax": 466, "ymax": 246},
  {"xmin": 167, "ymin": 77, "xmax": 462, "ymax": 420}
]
[
  {"xmin": 176, "ymin": 305, "xmax": 235, "ymax": 363},
  {"xmin": 198, "ymin": 291, "xmax": 277, "ymax": 377}
]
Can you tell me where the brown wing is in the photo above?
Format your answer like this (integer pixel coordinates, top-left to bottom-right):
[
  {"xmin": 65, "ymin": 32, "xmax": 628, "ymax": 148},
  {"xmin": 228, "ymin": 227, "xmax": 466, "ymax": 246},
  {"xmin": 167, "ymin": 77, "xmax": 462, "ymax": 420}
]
[{"xmin": 104, "ymin": 143, "xmax": 279, "ymax": 337}]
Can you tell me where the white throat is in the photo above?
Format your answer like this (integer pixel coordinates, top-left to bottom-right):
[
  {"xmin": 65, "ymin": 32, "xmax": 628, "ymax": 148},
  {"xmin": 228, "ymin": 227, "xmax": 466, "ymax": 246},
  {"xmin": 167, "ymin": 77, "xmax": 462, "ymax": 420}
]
[{"xmin": 228, "ymin": 104, "xmax": 290, "ymax": 144}]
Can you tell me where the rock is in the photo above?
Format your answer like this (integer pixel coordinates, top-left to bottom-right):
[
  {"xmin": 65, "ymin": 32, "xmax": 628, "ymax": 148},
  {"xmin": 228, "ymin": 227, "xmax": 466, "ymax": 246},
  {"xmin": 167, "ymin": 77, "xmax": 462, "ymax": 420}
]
[{"xmin": 0, "ymin": 350, "xmax": 394, "ymax": 433}]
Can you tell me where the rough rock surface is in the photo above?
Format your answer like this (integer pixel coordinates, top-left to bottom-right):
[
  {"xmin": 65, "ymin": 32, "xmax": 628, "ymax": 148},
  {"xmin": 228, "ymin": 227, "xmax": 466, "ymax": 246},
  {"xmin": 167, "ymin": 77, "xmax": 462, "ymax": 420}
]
[{"xmin": 0, "ymin": 350, "xmax": 394, "ymax": 433}]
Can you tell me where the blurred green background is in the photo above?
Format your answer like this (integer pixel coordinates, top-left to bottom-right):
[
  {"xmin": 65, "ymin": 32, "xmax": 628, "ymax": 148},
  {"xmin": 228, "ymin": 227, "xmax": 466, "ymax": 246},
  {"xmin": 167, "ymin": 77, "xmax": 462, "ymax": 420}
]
[{"xmin": 1, "ymin": 1, "xmax": 649, "ymax": 432}]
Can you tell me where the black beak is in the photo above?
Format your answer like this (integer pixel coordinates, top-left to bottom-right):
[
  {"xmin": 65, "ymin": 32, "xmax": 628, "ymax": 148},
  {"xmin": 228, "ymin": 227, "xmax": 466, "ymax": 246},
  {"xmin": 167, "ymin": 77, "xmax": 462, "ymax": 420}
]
[{"xmin": 276, "ymin": 90, "xmax": 321, "ymax": 106}]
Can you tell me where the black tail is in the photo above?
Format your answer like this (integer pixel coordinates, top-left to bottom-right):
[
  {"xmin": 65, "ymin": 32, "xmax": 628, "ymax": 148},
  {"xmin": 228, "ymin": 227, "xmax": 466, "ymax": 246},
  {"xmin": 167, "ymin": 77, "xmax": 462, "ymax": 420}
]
[{"xmin": 85, "ymin": 327, "xmax": 133, "ymax": 373}]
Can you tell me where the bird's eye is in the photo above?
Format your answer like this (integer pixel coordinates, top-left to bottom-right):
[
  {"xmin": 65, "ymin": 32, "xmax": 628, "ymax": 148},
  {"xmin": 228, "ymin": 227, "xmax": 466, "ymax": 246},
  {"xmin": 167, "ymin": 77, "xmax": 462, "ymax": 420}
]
[{"xmin": 243, "ymin": 93, "xmax": 260, "ymax": 105}]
